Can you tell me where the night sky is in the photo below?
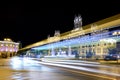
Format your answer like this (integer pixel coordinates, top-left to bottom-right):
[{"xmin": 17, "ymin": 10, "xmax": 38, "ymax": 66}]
[{"xmin": 0, "ymin": 1, "xmax": 120, "ymax": 47}]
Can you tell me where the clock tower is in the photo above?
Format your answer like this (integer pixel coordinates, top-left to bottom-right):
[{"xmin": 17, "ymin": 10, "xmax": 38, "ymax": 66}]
[{"xmin": 74, "ymin": 14, "xmax": 82, "ymax": 30}]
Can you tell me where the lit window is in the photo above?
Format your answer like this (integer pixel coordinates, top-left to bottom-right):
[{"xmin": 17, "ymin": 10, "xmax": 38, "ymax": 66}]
[{"xmin": 1, "ymin": 44, "xmax": 3, "ymax": 46}]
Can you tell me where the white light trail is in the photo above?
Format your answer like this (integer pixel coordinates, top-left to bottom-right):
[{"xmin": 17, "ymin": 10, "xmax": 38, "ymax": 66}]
[{"xmin": 36, "ymin": 61, "xmax": 120, "ymax": 77}]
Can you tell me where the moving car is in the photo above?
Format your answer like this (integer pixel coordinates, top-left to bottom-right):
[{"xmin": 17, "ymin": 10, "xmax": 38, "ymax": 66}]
[{"xmin": 104, "ymin": 54, "xmax": 120, "ymax": 61}]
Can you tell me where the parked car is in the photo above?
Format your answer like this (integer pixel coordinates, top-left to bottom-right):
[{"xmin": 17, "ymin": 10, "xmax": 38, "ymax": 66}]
[{"xmin": 104, "ymin": 54, "xmax": 120, "ymax": 61}]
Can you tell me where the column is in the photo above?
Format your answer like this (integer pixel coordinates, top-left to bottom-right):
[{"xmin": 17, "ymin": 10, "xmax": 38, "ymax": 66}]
[
  {"xmin": 51, "ymin": 48, "xmax": 55, "ymax": 56},
  {"xmin": 57, "ymin": 48, "xmax": 61, "ymax": 56},
  {"xmin": 68, "ymin": 46, "xmax": 72, "ymax": 56}
]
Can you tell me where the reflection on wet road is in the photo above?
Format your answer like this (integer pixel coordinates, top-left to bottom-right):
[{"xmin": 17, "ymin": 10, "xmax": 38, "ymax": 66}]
[{"xmin": 0, "ymin": 57, "xmax": 119, "ymax": 80}]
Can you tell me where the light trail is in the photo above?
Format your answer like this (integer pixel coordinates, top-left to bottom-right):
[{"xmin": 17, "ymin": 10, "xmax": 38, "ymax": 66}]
[
  {"xmin": 42, "ymin": 60, "xmax": 114, "ymax": 68},
  {"xmin": 35, "ymin": 60, "xmax": 119, "ymax": 80}
]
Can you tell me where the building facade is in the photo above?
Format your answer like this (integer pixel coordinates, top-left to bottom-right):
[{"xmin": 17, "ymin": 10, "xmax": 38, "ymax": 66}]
[
  {"xmin": 0, "ymin": 38, "xmax": 19, "ymax": 58},
  {"xmin": 21, "ymin": 14, "xmax": 120, "ymax": 59}
]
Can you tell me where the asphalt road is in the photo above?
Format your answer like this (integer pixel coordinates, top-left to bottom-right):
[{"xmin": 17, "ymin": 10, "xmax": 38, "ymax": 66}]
[{"xmin": 0, "ymin": 57, "xmax": 119, "ymax": 80}]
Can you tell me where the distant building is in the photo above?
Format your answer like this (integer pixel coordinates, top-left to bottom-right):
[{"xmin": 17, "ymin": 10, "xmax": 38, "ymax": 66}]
[{"xmin": 0, "ymin": 38, "xmax": 19, "ymax": 58}]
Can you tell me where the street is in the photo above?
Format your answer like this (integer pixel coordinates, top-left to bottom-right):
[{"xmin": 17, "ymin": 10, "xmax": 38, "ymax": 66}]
[{"xmin": 0, "ymin": 57, "xmax": 120, "ymax": 80}]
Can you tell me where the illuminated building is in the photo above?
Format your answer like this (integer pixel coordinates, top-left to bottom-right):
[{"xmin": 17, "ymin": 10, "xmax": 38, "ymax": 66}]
[
  {"xmin": 0, "ymin": 38, "xmax": 19, "ymax": 58},
  {"xmin": 20, "ymin": 14, "xmax": 120, "ymax": 59}
]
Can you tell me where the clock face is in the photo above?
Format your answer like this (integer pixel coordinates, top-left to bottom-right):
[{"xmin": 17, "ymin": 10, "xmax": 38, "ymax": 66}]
[
  {"xmin": 74, "ymin": 18, "xmax": 78, "ymax": 23},
  {"xmin": 78, "ymin": 17, "xmax": 82, "ymax": 21},
  {"xmin": 76, "ymin": 18, "xmax": 79, "ymax": 22},
  {"xmin": 74, "ymin": 16, "xmax": 82, "ymax": 24}
]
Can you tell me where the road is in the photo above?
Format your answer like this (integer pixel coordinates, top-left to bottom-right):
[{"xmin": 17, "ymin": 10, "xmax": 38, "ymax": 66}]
[{"xmin": 0, "ymin": 57, "xmax": 120, "ymax": 80}]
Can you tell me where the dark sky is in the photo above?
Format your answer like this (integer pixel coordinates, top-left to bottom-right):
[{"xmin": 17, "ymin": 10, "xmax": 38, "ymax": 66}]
[{"xmin": 0, "ymin": 1, "xmax": 120, "ymax": 47}]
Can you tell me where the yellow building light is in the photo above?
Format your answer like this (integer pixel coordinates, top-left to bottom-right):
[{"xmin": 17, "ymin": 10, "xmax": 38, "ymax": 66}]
[
  {"xmin": 118, "ymin": 31, "xmax": 120, "ymax": 34},
  {"xmin": 4, "ymin": 38, "xmax": 12, "ymax": 42},
  {"xmin": 113, "ymin": 31, "xmax": 117, "ymax": 35}
]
